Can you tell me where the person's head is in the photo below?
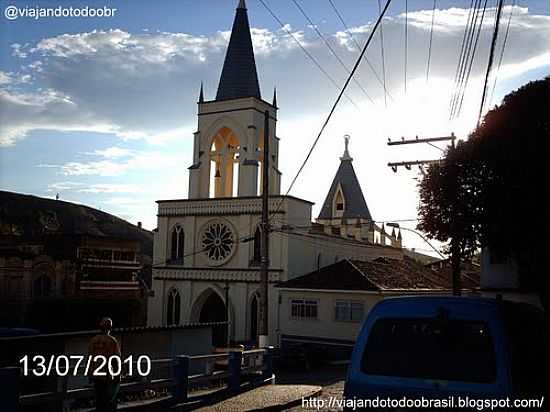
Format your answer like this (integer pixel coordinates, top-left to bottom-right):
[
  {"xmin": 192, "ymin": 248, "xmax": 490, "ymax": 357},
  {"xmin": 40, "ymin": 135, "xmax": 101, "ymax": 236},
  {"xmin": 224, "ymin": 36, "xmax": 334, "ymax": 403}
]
[{"xmin": 99, "ymin": 317, "xmax": 113, "ymax": 334}]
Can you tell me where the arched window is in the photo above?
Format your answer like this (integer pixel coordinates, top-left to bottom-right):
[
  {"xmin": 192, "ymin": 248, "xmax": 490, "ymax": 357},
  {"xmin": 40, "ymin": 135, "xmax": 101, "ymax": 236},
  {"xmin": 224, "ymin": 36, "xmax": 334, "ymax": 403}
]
[
  {"xmin": 171, "ymin": 225, "xmax": 185, "ymax": 262},
  {"xmin": 209, "ymin": 127, "xmax": 240, "ymax": 198},
  {"xmin": 33, "ymin": 274, "xmax": 51, "ymax": 298},
  {"xmin": 252, "ymin": 226, "xmax": 261, "ymax": 264},
  {"xmin": 167, "ymin": 288, "xmax": 181, "ymax": 326}
]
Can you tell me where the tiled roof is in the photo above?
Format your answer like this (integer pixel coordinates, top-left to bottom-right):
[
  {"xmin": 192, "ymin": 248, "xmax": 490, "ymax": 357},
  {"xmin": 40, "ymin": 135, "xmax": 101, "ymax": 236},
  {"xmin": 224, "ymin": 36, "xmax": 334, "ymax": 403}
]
[
  {"xmin": 216, "ymin": 0, "xmax": 261, "ymax": 101},
  {"xmin": 318, "ymin": 158, "xmax": 372, "ymax": 221},
  {"xmin": 277, "ymin": 260, "xmax": 379, "ymax": 291},
  {"xmin": 277, "ymin": 256, "xmax": 480, "ymax": 291}
]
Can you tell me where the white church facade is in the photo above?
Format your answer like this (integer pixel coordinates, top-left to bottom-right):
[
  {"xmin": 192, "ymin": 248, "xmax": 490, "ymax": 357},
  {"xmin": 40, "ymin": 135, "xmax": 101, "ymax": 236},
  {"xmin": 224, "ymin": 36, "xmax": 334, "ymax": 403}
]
[{"xmin": 147, "ymin": 0, "xmax": 403, "ymax": 347}]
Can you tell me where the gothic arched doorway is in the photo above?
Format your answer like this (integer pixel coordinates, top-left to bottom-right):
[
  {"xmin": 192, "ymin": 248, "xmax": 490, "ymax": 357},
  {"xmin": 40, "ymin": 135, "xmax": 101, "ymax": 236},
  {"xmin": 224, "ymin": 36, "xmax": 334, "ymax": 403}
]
[
  {"xmin": 250, "ymin": 294, "xmax": 259, "ymax": 341},
  {"xmin": 198, "ymin": 292, "xmax": 227, "ymax": 347}
]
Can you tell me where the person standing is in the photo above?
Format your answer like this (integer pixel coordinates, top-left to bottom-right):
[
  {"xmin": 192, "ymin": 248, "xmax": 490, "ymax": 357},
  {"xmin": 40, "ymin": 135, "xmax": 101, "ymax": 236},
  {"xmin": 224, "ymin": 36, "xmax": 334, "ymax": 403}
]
[{"xmin": 88, "ymin": 317, "xmax": 121, "ymax": 412}]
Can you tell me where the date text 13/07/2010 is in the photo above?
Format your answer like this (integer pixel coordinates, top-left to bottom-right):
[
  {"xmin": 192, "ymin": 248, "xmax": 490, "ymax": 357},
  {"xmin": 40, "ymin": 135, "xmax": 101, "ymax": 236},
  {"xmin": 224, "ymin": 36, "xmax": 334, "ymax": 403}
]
[{"xmin": 19, "ymin": 355, "xmax": 152, "ymax": 377}]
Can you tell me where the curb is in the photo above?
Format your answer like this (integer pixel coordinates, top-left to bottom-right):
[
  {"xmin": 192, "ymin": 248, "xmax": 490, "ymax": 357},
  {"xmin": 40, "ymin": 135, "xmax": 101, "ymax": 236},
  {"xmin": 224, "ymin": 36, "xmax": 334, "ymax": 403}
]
[{"xmin": 247, "ymin": 387, "xmax": 323, "ymax": 412}]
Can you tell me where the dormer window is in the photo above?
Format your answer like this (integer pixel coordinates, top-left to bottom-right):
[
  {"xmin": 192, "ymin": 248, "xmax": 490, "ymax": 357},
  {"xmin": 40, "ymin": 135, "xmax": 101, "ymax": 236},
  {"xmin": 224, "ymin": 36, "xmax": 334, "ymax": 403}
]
[{"xmin": 333, "ymin": 185, "xmax": 345, "ymax": 217}]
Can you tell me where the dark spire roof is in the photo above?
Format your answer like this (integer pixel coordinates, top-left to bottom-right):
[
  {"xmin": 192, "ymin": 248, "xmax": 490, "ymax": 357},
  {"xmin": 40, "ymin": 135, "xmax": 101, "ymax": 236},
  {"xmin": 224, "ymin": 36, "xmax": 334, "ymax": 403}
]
[
  {"xmin": 318, "ymin": 138, "xmax": 373, "ymax": 221},
  {"xmin": 216, "ymin": 0, "xmax": 261, "ymax": 101},
  {"xmin": 198, "ymin": 82, "xmax": 204, "ymax": 103},
  {"xmin": 272, "ymin": 87, "xmax": 277, "ymax": 107}
]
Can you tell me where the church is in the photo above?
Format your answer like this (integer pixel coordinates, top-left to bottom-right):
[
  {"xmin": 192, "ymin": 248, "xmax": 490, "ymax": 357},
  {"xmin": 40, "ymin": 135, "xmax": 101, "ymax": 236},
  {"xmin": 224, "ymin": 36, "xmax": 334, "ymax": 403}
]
[{"xmin": 147, "ymin": 0, "xmax": 403, "ymax": 347}]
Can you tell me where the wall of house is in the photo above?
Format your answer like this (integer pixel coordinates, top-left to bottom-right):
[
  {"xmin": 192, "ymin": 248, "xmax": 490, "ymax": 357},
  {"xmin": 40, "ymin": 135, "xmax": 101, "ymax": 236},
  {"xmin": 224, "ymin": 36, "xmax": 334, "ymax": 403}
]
[
  {"xmin": 277, "ymin": 289, "xmax": 384, "ymax": 344},
  {"xmin": 480, "ymin": 247, "xmax": 519, "ymax": 289},
  {"xmin": 1, "ymin": 326, "xmax": 212, "ymax": 390}
]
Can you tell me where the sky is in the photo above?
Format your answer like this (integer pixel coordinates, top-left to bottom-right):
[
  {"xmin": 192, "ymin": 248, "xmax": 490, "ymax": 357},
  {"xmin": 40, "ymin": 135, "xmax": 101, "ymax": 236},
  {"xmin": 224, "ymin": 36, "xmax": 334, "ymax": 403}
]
[{"xmin": 1, "ymin": 0, "xmax": 549, "ymax": 256}]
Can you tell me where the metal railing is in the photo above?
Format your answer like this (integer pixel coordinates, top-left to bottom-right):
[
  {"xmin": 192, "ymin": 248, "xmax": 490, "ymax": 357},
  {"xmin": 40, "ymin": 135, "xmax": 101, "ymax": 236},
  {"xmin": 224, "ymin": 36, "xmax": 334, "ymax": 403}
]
[{"xmin": 0, "ymin": 347, "xmax": 275, "ymax": 411}]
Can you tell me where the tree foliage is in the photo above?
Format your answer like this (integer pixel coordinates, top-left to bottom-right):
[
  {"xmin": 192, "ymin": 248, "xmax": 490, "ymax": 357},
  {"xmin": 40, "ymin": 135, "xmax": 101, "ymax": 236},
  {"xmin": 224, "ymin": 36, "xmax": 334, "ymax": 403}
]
[{"xmin": 418, "ymin": 76, "xmax": 550, "ymax": 300}]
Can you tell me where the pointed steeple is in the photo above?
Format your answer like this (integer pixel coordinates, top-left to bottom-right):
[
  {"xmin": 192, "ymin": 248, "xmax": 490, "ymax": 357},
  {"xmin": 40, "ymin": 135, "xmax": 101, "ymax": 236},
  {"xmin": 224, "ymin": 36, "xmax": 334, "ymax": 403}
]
[
  {"xmin": 216, "ymin": 0, "xmax": 261, "ymax": 101},
  {"xmin": 198, "ymin": 82, "xmax": 204, "ymax": 103},
  {"xmin": 272, "ymin": 87, "xmax": 277, "ymax": 107},
  {"xmin": 318, "ymin": 135, "xmax": 373, "ymax": 221}
]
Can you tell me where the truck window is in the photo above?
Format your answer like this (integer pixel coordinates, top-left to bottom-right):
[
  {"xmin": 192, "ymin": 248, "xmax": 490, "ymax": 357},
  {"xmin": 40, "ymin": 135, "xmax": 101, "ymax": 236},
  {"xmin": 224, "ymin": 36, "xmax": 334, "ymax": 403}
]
[{"xmin": 361, "ymin": 317, "xmax": 497, "ymax": 383}]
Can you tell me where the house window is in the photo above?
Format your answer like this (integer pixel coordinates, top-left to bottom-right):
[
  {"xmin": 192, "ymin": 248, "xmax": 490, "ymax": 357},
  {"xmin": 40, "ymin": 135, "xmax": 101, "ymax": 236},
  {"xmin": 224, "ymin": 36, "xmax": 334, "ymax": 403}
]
[
  {"xmin": 33, "ymin": 274, "xmax": 52, "ymax": 298},
  {"xmin": 167, "ymin": 288, "xmax": 181, "ymax": 326},
  {"xmin": 335, "ymin": 301, "xmax": 364, "ymax": 322},
  {"xmin": 291, "ymin": 299, "xmax": 318, "ymax": 320},
  {"xmin": 171, "ymin": 225, "xmax": 185, "ymax": 262}
]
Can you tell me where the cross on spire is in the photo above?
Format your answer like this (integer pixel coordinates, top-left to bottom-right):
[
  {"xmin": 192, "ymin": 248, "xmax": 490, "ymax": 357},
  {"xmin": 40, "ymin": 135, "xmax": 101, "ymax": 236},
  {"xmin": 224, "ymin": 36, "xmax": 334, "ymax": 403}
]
[{"xmin": 341, "ymin": 134, "xmax": 353, "ymax": 161}]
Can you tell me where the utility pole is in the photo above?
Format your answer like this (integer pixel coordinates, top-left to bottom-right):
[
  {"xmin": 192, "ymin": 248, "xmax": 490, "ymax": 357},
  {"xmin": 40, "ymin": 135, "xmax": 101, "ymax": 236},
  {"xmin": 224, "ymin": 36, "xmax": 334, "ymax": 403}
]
[
  {"xmin": 388, "ymin": 133, "xmax": 462, "ymax": 295},
  {"xmin": 224, "ymin": 281, "xmax": 230, "ymax": 347},
  {"xmin": 387, "ymin": 134, "xmax": 455, "ymax": 173},
  {"xmin": 258, "ymin": 110, "xmax": 270, "ymax": 348}
]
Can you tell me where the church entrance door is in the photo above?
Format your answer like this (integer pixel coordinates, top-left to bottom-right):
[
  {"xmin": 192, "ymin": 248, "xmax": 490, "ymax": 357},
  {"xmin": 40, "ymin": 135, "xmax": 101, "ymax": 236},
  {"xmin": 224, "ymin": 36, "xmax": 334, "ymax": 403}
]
[{"xmin": 199, "ymin": 292, "xmax": 227, "ymax": 347}]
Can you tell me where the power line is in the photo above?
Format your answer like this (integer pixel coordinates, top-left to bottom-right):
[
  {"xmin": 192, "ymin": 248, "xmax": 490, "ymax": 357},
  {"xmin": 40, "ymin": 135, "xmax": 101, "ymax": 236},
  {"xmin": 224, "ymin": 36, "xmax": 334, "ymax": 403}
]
[
  {"xmin": 290, "ymin": 0, "xmax": 375, "ymax": 105},
  {"xmin": 377, "ymin": 0, "xmax": 388, "ymax": 108},
  {"xmin": 257, "ymin": 0, "xmax": 360, "ymax": 110},
  {"xmin": 455, "ymin": 0, "xmax": 489, "ymax": 119},
  {"xmin": 270, "ymin": 0, "xmax": 393, "ymax": 219},
  {"xmin": 478, "ymin": 0, "xmax": 506, "ymax": 126},
  {"xmin": 326, "ymin": 0, "xmax": 393, "ymax": 102},
  {"xmin": 426, "ymin": 0, "xmax": 437, "ymax": 82},
  {"xmin": 488, "ymin": 0, "xmax": 515, "ymax": 108},
  {"xmin": 449, "ymin": 0, "xmax": 477, "ymax": 119}
]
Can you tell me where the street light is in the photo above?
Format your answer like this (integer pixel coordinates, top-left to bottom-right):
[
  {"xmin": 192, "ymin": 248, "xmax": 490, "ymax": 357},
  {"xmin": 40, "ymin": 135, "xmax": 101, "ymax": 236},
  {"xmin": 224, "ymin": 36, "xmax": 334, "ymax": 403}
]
[{"xmin": 386, "ymin": 222, "xmax": 446, "ymax": 259}]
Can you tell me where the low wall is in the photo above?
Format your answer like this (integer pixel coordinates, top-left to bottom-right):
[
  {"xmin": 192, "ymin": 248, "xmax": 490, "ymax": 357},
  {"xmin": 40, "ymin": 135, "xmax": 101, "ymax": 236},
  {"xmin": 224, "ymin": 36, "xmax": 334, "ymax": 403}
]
[{"xmin": 0, "ymin": 323, "xmax": 217, "ymax": 395}]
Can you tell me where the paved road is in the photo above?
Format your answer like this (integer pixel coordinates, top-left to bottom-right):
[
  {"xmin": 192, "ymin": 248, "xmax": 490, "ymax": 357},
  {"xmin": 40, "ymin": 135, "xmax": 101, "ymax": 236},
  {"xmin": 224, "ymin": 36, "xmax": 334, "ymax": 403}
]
[{"xmin": 276, "ymin": 363, "xmax": 347, "ymax": 411}]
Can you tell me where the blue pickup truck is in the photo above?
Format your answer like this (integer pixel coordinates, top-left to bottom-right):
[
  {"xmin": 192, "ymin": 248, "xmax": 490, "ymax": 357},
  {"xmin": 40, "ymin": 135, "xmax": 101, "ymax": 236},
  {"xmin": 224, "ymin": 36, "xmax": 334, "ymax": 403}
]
[{"xmin": 344, "ymin": 296, "xmax": 548, "ymax": 409}]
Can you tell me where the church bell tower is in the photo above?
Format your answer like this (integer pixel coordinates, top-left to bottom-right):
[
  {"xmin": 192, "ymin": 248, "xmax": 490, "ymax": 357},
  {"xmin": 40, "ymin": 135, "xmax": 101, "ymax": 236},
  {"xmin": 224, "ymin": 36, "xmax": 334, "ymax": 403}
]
[{"xmin": 188, "ymin": 0, "xmax": 280, "ymax": 199}]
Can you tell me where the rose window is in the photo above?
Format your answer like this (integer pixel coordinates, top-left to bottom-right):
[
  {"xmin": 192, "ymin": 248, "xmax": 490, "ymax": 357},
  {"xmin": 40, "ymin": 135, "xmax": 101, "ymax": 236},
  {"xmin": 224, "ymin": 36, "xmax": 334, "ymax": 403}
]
[{"xmin": 201, "ymin": 221, "xmax": 235, "ymax": 264}]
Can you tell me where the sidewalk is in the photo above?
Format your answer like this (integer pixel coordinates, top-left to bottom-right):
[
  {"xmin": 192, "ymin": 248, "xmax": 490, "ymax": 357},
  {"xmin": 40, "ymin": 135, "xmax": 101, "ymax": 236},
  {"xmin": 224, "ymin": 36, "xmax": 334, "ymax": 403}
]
[{"xmin": 195, "ymin": 384, "xmax": 322, "ymax": 412}]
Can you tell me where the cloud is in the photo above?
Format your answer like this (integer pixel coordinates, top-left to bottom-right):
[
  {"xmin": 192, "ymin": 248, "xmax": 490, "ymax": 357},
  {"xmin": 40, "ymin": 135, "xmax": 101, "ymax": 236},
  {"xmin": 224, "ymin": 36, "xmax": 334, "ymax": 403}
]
[
  {"xmin": 87, "ymin": 146, "xmax": 134, "ymax": 158},
  {"xmin": 0, "ymin": 71, "xmax": 11, "ymax": 85},
  {"xmin": 2, "ymin": 6, "xmax": 549, "ymax": 148},
  {"xmin": 39, "ymin": 148, "xmax": 180, "ymax": 177},
  {"xmin": 47, "ymin": 181, "xmax": 142, "ymax": 193},
  {"xmin": 2, "ymin": 4, "xmax": 550, "ymax": 240}
]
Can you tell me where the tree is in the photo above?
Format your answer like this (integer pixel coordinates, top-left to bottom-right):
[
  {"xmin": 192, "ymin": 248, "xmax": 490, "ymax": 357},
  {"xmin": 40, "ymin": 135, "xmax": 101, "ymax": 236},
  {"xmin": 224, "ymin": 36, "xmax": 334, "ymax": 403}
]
[{"xmin": 418, "ymin": 76, "xmax": 550, "ymax": 307}]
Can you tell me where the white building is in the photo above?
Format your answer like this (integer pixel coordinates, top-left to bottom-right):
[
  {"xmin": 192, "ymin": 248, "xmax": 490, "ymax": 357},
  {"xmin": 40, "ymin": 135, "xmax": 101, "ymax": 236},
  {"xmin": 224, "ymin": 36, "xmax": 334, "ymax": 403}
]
[{"xmin": 147, "ymin": 0, "xmax": 403, "ymax": 347}]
